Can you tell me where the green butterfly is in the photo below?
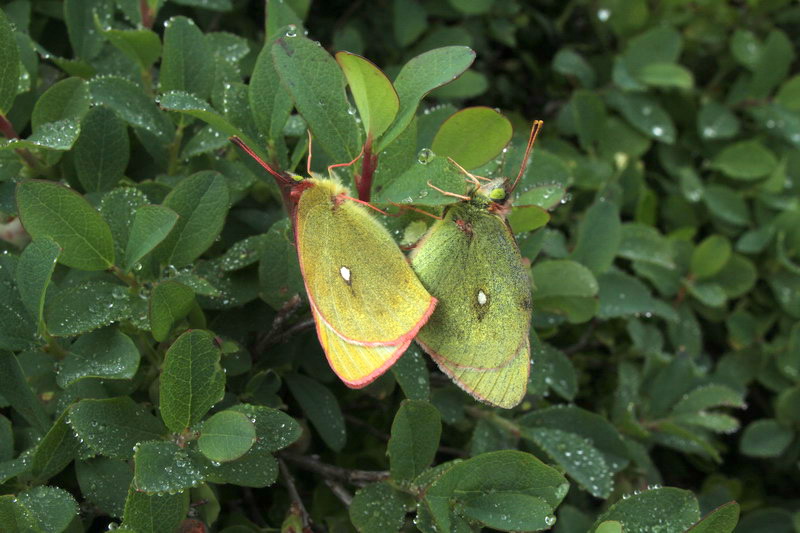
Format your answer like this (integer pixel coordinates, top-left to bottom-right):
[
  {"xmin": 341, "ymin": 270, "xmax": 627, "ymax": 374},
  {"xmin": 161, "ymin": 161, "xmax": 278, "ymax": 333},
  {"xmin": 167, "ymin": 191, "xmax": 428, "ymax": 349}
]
[{"xmin": 410, "ymin": 121, "xmax": 543, "ymax": 409}]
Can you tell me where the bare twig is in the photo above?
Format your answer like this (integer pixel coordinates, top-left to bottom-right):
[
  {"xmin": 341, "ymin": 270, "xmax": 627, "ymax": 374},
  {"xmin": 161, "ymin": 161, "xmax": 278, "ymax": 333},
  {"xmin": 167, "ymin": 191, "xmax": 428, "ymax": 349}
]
[
  {"xmin": 254, "ymin": 295, "xmax": 307, "ymax": 355},
  {"xmin": 241, "ymin": 487, "xmax": 267, "ymax": 527},
  {"xmin": 278, "ymin": 458, "xmax": 312, "ymax": 530},
  {"xmin": 563, "ymin": 319, "xmax": 597, "ymax": 355},
  {"xmin": 279, "ymin": 452, "xmax": 390, "ymax": 484},
  {"xmin": 324, "ymin": 479, "xmax": 354, "ymax": 506}
]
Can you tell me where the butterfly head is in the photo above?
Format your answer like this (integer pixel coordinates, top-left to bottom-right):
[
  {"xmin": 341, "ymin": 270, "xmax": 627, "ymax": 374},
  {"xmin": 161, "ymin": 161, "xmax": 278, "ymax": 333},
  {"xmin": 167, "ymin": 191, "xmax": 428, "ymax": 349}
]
[{"xmin": 472, "ymin": 177, "xmax": 511, "ymax": 211}]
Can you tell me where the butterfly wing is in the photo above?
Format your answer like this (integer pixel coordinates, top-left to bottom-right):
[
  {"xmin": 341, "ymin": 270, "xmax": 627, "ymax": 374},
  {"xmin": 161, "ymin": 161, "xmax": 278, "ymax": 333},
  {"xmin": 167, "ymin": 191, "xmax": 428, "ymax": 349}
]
[
  {"xmin": 296, "ymin": 179, "xmax": 436, "ymax": 386},
  {"xmin": 430, "ymin": 337, "xmax": 530, "ymax": 409},
  {"xmin": 411, "ymin": 202, "xmax": 531, "ymax": 407}
]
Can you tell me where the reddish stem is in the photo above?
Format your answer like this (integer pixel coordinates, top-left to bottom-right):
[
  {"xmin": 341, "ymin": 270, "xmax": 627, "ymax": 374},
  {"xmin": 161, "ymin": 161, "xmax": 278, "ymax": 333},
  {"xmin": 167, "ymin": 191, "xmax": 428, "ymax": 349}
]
[
  {"xmin": 0, "ymin": 114, "xmax": 44, "ymax": 173},
  {"xmin": 355, "ymin": 136, "xmax": 378, "ymax": 202},
  {"xmin": 139, "ymin": 0, "xmax": 154, "ymax": 28},
  {"xmin": 0, "ymin": 114, "xmax": 17, "ymax": 139}
]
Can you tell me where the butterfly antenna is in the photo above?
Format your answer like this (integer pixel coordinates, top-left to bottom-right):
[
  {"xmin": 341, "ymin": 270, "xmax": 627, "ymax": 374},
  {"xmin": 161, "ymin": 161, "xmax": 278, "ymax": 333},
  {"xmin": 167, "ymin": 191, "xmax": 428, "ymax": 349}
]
[
  {"xmin": 447, "ymin": 157, "xmax": 489, "ymax": 186},
  {"xmin": 340, "ymin": 195, "xmax": 395, "ymax": 216},
  {"xmin": 230, "ymin": 136, "xmax": 285, "ymax": 182},
  {"xmin": 510, "ymin": 120, "xmax": 544, "ymax": 193},
  {"xmin": 328, "ymin": 144, "xmax": 366, "ymax": 175},
  {"xmin": 389, "ymin": 202, "xmax": 444, "ymax": 220},
  {"xmin": 427, "ymin": 180, "xmax": 470, "ymax": 201},
  {"xmin": 306, "ymin": 130, "xmax": 314, "ymax": 175}
]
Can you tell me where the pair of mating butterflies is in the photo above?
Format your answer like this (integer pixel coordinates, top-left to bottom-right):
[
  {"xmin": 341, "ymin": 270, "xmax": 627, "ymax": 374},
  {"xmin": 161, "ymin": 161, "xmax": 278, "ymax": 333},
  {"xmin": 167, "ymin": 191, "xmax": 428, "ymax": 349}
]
[{"xmin": 234, "ymin": 122, "xmax": 541, "ymax": 409}]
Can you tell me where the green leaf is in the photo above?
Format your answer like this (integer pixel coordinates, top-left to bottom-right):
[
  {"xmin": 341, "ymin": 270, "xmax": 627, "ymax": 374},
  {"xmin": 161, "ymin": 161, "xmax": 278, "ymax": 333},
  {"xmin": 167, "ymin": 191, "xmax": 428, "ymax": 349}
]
[
  {"xmin": 30, "ymin": 410, "xmax": 79, "ymax": 482},
  {"xmin": 349, "ymin": 482, "xmax": 406, "ymax": 533},
  {"xmin": 89, "ymin": 76, "xmax": 174, "ymax": 143},
  {"xmin": 462, "ymin": 493, "xmax": 553, "ymax": 532},
  {"xmin": 16, "ymin": 180, "xmax": 115, "ymax": 270},
  {"xmin": 595, "ymin": 521, "xmax": 623, "ymax": 533},
  {"xmin": 0, "ymin": 255, "xmax": 36, "ymax": 350},
  {"xmin": 390, "ymin": 345, "xmax": 430, "ymax": 401},
  {"xmin": 160, "ymin": 330, "xmax": 225, "ymax": 433},
  {"xmin": 134, "ymin": 441, "xmax": 205, "ymax": 493},
  {"xmin": 73, "ymin": 106, "xmax": 130, "ymax": 192},
  {"xmin": 249, "ymin": 41, "xmax": 293, "ymax": 165},
  {"xmin": 100, "ymin": 26, "xmax": 162, "ymax": 71},
  {"xmin": 618, "ymin": 223, "xmax": 674, "ymax": 268},
  {"xmin": 568, "ymin": 90, "xmax": 606, "ymax": 149},
  {"xmin": 30, "ymin": 77, "xmax": 90, "ymax": 132},
  {"xmin": 17, "ymin": 237, "xmax": 60, "ymax": 327},
  {"xmin": 508, "ymin": 205, "xmax": 550, "ymax": 233},
  {"xmin": 636, "ymin": 62, "xmax": 693, "ymax": 89},
  {"xmin": 202, "ymin": 404, "xmax": 298, "ymax": 488},
  {"xmin": 271, "ymin": 35, "xmax": 361, "ymax": 164},
  {"xmin": 69, "ymin": 397, "xmax": 166, "ymax": 460},
  {"xmin": 609, "ymin": 91, "xmax": 675, "ymax": 143},
  {"xmin": 380, "ymin": 46, "xmax": 476, "ymax": 149},
  {"xmin": 122, "ymin": 481, "xmax": 189, "ymax": 533},
  {"xmin": 671, "ymin": 384, "xmax": 745, "ymax": 414},
  {"xmin": 532, "ymin": 260, "xmax": 599, "ymax": 324},
  {"xmin": 593, "ymin": 487, "xmax": 700, "ymax": 533},
  {"xmin": 57, "ymin": 327, "xmax": 140, "ymax": 387},
  {"xmin": 159, "ymin": 91, "xmax": 262, "ymax": 157},
  {"xmin": 15, "ymin": 485, "xmax": 79, "ymax": 533},
  {"xmin": 258, "ymin": 218, "xmax": 305, "ymax": 310},
  {"xmin": 123, "ymin": 205, "xmax": 179, "ymax": 272},
  {"xmin": 64, "ymin": 0, "xmax": 111, "ymax": 59},
  {"xmin": 388, "ymin": 400, "xmax": 441, "ymax": 481},
  {"xmin": 76, "ymin": 457, "xmax": 132, "ymax": 518},
  {"xmin": 336, "ymin": 51, "xmax": 399, "ymax": 139},
  {"xmin": 285, "ymin": 373, "xmax": 346, "ymax": 452},
  {"xmin": 553, "ymin": 48, "xmax": 595, "ymax": 88},
  {"xmin": 198, "ymin": 410, "xmax": 256, "ymax": 463},
  {"xmin": 392, "ymin": 0, "xmax": 426, "ymax": 47},
  {"xmin": 149, "ymin": 281, "xmax": 195, "ymax": 342},
  {"xmin": 730, "ymin": 29, "xmax": 760, "ymax": 69},
  {"xmin": 430, "ymin": 107, "xmax": 512, "ymax": 169},
  {"xmin": 423, "ymin": 450, "xmax": 568, "ymax": 532},
  {"xmin": 698, "ymin": 102, "xmax": 739, "ymax": 140},
  {"xmin": 160, "ymin": 16, "xmax": 212, "ymax": 99},
  {"xmin": 515, "ymin": 182, "xmax": 566, "ymax": 211},
  {"xmin": 45, "ymin": 281, "xmax": 132, "ymax": 337},
  {"xmin": 518, "ymin": 405, "xmax": 629, "ymax": 473},
  {"xmin": 704, "ymin": 185, "xmax": 750, "ymax": 226},
  {"xmin": 749, "ymin": 30, "xmax": 794, "ymax": 99},
  {"xmin": 375, "ymin": 155, "xmax": 468, "ymax": 206},
  {"xmin": 0, "ymin": 7, "xmax": 20, "ymax": 114},
  {"xmin": 776, "ymin": 75, "xmax": 800, "ymax": 112},
  {"xmin": 598, "ymin": 271, "xmax": 656, "ymax": 318},
  {"xmin": 711, "ymin": 140, "xmax": 777, "ymax": 180},
  {"xmin": 570, "ymin": 200, "xmax": 621, "ymax": 274},
  {"xmin": 151, "ymin": 171, "xmax": 230, "ymax": 268},
  {"xmin": 522, "ymin": 427, "xmax": 613, "ymax": 498},
  {"xmin": 0, "ymin": 351, "xmax": 49, "ymax": 433},
  {"xmin": 0, "ymin": 119, "xmax": 81, "ymax": 152},
  {"xmin": 219, "ymin": 235, "xmax": 268, "ymax": 272},
  {"xmin": 740, "ymin": 419, "xmax": 793, "ymax": 458},
  {"xmin": 622, "ymin": 25, "xmax": 682, "ymax": 75},
  {"xmin": 691, "ymin": 235, "xmax": 732, "ymax": 279},
  {"xmin": 686, "ymin": 501, "xmax": 740, "ymax": 533}
]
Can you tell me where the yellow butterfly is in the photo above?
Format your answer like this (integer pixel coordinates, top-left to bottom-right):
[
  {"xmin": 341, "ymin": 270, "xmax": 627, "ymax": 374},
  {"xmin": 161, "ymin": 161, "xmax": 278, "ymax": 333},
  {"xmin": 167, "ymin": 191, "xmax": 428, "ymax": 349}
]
[{"xmin": 233, "ymin": 138, "xmax": 435, "ymax": 388}]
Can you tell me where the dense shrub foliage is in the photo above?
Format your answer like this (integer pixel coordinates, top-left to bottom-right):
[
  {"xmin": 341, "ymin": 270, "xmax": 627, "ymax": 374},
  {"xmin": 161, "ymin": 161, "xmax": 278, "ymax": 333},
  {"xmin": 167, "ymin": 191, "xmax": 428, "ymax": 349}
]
[{"xmin": 0, "ymin": 0, "xmax": 798, "ymax": 531}]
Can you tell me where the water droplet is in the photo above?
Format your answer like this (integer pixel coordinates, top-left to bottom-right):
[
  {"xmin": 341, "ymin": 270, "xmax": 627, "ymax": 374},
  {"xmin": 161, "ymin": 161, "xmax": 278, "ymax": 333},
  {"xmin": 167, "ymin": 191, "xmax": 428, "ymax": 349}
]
[
  {"xmin": 597, "ymin": 8, "xmax": 611, "ymax": 21},
  {"xmin": 285, "ymin": 24, "xmax": 298, "ymax": 37},
  {"xmin": 417, "ymin": 148, "xmax": 434, "ymax": 164}
]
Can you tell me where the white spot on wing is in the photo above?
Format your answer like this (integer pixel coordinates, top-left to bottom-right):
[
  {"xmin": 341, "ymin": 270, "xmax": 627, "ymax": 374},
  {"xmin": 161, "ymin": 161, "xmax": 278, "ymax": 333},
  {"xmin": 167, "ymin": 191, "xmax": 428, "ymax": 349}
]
[
  {"xmin": 340, "ymin": 266, "xmax": 351, "ymax": 282},
  {"xmin": 478, "ymin": 290, "xmax": 487, "ymax": 305}
]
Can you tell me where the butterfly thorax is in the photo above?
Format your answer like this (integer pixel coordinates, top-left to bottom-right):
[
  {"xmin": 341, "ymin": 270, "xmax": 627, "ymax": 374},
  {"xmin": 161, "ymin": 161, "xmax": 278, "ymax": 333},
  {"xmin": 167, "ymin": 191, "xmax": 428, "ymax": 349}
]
[{"xmin": 468, "ymin": 177, "xmax": 512, "ymax": 217}]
